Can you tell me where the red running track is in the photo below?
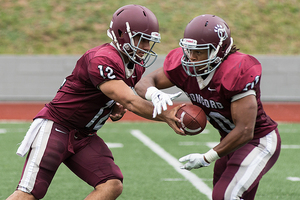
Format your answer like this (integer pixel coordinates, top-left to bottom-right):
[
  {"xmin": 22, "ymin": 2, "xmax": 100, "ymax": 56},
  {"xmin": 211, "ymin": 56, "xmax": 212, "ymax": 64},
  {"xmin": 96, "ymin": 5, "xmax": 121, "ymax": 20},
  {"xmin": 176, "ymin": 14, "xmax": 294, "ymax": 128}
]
[{"xmin": 0, "ymin": 102, "xmax": 299, "ymax": 123}]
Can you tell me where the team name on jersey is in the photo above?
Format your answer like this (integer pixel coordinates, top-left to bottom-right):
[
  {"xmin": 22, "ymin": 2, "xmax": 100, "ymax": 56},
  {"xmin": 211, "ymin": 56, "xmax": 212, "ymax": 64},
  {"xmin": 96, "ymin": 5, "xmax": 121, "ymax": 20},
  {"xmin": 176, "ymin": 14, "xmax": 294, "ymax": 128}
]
[{"xmin": 185, "ymin": 92, "xmax": 224, "ymax": 109}]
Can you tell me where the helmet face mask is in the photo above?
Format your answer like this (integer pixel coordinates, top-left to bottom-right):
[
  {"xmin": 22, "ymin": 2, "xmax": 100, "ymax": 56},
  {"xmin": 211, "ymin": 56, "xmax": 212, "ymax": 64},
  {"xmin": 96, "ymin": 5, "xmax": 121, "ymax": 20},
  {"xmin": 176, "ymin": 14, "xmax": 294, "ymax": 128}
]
[
  {"xmin": 107, "ymin": 5, "xmax": 161, "ymax": 68},
  {"xmin": 180, "ymin": 38, "xmax": 218, "ymax": 76},
  {"xmin": 122, "ymin": 27, "xmax": 161, "ymax": 68},
  {"xmin": 179, "ymin": 14, "xmax": 233, "ymax": 77}
]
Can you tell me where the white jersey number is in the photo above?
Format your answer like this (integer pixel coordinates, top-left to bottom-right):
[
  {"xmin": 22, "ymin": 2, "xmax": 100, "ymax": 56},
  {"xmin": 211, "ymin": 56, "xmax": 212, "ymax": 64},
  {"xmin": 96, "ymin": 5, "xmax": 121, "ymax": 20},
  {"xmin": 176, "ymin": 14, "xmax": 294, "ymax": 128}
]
[
  {"xmin": 98, "ymin": 65, "xmax": 116, "ymax": 79},
  {"xmin": 86, "ymin": 100, "xmax": 115, "ymax": 130},
  {"xmin": 207, "ymin": 111, "xmax": 235, "ymax": 133}
]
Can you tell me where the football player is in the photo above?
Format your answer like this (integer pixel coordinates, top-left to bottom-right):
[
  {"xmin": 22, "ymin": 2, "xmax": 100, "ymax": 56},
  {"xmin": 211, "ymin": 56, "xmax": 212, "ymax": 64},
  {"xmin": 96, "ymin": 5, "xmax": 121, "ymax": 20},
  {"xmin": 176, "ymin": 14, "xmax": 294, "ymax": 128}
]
[
  {"xmin": 135, "ymin": 14, "xmax": 281, "ymax": 200},
  {"xmin": 6, "ymin": 5, "xmax": 183, "ymax": 200}
]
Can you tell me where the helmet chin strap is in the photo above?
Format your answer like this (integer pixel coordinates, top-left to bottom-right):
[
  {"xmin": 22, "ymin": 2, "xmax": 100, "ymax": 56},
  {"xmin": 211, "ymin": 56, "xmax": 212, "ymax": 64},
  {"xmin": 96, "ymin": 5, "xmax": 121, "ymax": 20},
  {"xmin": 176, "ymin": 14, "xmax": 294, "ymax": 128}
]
[
  {"xmin": 126, "ymin": 22, "xmax": 134, "ymax": 49},
  {"xmin": 204, "ymin": 37, "xmax": 233, "ymax": 72},
  {"xmin": 125, "ymin": 22, "xmax": 141, "ymax": 61},
  {"xmin": 107, "ymin": 24, "xmax": 137, "ymax": 64},
  {"xmin": 107, "ymin": 29, "xmax": 122, "ymax": 52},
  {"xmin": 212, "ymin": 37, "xmax": 224, "ymax": 61},
  {"xmin": 107, "ymin": 21, "xmax": 135, "ymax": 55},
  {"xmin": 203, "ymin": 47, "xmax": 217, "ymax": 73},
  {"xmin": 224, "ymin": 37, "xmax": 234, "ymax": 58}
]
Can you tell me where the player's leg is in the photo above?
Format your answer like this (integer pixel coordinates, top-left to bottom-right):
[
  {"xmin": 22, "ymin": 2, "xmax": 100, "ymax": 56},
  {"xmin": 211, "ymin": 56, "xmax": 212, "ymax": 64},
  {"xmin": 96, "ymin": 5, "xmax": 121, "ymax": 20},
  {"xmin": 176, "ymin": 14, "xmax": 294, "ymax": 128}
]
[
  {"xmin": 212, "ymin": 129, "xmax": 281, "ymax": 200},
  {"xmin": 240, "ymin": 184, "xmax": 258, "ymax": 200},
  {"xmin": 7, "ymin": 120, "xmax": 72, "ymax": 200},
  {"xmin": 64, "ymin": 134, "xmax": 123, "ymax": 200},
  {"xmin": 6, "ymin": 190, "xmax": 37, "ymax": 200},
  {"xmin": 84, "ymin": 179, "xmax": 123, "ymax": 200}
]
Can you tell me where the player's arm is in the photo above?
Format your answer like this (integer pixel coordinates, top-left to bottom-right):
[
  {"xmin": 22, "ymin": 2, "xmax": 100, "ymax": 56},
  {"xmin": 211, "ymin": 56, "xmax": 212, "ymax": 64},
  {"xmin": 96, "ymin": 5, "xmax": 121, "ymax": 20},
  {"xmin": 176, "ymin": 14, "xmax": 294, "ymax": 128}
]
[
  {"xmin": 213, "ymin": 94, "xmax": 257, "ymax": 157},
  {"xmin": 99, "ymin": 79, "xmax": 154, "ymax": 120},
  {"xmin": 135, "ymin": 67, "xmax": 175, "ymax": 95},
  {"xmin": 98, "ymin": 79, "xmax": 184, "ymax": 135},
  {"xmin": 179, "ymin": 94, "xmax": 257, "ymax": 170},
  {"xmin": 135, "ymin": 67, "xmax": 182, "ymax": 118}
]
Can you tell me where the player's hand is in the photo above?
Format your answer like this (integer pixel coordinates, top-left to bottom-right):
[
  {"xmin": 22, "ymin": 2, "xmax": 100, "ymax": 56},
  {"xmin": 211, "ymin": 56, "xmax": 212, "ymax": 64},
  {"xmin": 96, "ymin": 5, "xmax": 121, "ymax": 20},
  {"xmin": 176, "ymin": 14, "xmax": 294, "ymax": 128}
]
[
  {"xmin": 159, "ymin": 104, "xmax": 185, "ymax": 136},
  {"xmin": 110, "ymin": 102, "xmax": 127, "ymax": 121},
  {"xmin": 179, "ymin": 153, "xmax": 210, "ymax": 170},
  {"xmin": 150, "ymin": 90, "xmax": 182, "ymax": 118}
]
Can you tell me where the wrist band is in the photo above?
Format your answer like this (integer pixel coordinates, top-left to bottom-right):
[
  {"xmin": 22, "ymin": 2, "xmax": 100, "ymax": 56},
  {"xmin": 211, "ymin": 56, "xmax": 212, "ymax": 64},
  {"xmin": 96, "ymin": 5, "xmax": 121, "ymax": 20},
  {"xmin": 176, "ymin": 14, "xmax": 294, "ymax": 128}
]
[
  {"xmin": 204, "ymin": 149, "xmax": 220, "ymax": 163},
  {"xmin": 145, "ymin": 86, "xmax": 159, "ymax": 100}
]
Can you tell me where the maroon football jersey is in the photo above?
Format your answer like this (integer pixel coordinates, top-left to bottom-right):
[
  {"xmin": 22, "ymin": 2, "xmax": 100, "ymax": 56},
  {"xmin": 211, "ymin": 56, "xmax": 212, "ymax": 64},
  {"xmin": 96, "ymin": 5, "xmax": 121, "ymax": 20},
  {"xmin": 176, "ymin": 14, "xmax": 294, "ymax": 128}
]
[
  {"xmin": 35, "ymin": 43, "xmax": 145, "ymax": 134},
  {"xmin": 164, "ymin": 47, "xmax": 277, "ymax": 139}
]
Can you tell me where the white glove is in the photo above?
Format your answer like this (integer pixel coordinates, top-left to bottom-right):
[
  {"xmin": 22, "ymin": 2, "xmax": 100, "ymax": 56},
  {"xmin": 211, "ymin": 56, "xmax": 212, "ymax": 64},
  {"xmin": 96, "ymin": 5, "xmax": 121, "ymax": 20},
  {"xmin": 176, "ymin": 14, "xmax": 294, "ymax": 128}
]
[
  {"xmin": 145, "ymin": 87, "xmax": 182, "ymax": 118},
  {"xmin": 179, "ymin": 153, "xmax": 210, "ymax": 170}
]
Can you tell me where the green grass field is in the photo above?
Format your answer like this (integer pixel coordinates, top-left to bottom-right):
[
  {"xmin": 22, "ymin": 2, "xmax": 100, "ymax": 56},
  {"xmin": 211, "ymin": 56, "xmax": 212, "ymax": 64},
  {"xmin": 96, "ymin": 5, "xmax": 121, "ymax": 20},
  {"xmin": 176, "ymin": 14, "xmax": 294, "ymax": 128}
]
[
  {"xmin": 1, "ymin": 121, "xmax": 300, "ymax": 199},
  {"xmin": 1, "ymin": 0, "xmax": 300, "ymax": 55}
]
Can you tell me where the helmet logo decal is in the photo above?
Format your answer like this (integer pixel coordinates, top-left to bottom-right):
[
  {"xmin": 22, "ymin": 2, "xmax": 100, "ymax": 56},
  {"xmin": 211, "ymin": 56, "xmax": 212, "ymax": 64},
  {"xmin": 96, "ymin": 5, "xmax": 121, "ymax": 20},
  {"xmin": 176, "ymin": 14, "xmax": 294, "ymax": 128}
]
[
  {"xmin": 151, "ymin": 32, "xmax": 161, "ymax": 42},
  {"xmin": 214, "ymin": 24, "xmax": 228, "ymax": 40},
  {"xmin": 181, "ymin": 38, "xmax": 197, "ymax": 49}
]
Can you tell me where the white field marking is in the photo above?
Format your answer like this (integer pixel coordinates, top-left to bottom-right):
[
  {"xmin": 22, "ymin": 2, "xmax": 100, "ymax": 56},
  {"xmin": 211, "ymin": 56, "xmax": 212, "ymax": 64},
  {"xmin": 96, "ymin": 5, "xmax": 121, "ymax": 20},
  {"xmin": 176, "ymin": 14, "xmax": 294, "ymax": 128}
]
[
  {"xmin": 161, "ymin": 178, "xmax": 187, "ymax": 181},
  {"xmin": 281, "ymin": 145, "xmax": 300, "ymax": 149},
  {"xmin": 201, "ymin": 129, "xmax": 210, "ymax": 134},
  {"xmin": 287, "ymin": 177, "xmax": 300, "ymax": 181},
  {"xmin": 106, "ymin": 143, "xmax": 123, "ymax": 148},
  {"xmin": 131, "ymin": 130, "xmax": 212, "ymax": 200},
  {"xmin": 0, "ymin": 128, "xmax": 29, "ymax": 134},
  {"xmin": 161, "ymin": 178, "xmax": 213, "ymax": 182},
  {"xmin": 0, "ymin": 129, "xmax": 7, "ymax": 134},
  {"xmin": 206, "ymin": 142, "xmax": 219, "ymax": 149},
  {"xmin": 179, "ymin": 141, "xmax": 219, "ymax": 149},
  {"xmin": 178, "ymin": 141, "xmax": 202, "ymax": 146}
]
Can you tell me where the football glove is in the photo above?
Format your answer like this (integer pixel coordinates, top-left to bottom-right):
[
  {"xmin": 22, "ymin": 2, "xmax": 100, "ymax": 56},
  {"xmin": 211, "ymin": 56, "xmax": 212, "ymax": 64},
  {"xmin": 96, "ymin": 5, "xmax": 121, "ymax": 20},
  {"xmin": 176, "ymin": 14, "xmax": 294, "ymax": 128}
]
[
  {"xmin": 145, "ymin": 87, "xmax": 182, "ymax": 118},
  {"xmin": 179, "ymin": 153, "xmax": 210, "ymax": 170}
]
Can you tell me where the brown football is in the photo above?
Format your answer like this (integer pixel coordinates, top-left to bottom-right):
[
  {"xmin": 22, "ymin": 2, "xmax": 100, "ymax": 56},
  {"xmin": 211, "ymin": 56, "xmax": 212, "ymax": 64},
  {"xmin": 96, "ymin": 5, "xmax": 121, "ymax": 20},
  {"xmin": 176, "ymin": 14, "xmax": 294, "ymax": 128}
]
[{"xmin": 176, "ymin": 105, "xmax": 207, "ymax": 135}]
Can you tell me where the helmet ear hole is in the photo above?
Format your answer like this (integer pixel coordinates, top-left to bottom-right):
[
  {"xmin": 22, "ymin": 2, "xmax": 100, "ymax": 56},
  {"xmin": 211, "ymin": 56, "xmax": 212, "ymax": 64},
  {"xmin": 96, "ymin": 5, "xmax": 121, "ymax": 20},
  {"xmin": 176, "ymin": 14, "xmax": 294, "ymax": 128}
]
[
  {"xmin": 118, "ymin": 29, "xmax": 122, "ymax": 37},
  {"xmin": 222, "ymin": 44, "xmax": 227, "ymax": 51}
]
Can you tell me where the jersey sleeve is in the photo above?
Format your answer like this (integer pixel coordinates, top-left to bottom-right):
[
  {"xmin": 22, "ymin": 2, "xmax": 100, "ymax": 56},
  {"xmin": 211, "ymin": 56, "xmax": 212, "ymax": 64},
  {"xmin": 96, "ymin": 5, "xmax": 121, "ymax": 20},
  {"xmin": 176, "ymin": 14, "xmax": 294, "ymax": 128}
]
[
  {"xmin": 222, "ymin": 55, "xmax": 262, "ymax": 100},
  {"xmin": 88, "ymin": 56, "xmax": 124, "ymax": 88},
  {"xmin": 163, "ymin": 48, "xmax": 188, "ymax": 88}
]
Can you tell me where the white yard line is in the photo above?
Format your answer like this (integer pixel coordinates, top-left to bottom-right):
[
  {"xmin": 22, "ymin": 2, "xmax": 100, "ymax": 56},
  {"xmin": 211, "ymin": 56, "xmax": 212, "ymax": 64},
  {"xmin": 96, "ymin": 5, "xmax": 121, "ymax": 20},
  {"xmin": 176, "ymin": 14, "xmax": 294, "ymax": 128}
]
[
  {"xmin": 287, "ymin": 177, "xmax": 300, "ymax": 181},
  {"xmin": 0, "ymin": 129, "xmax": 7, "ymax": 134},
  {"xmin": 131, "ymin": 129, "xmax": 212, "ymax": 200},
  {"xmin": 281, "ymin": 145, "xmax": 300, "ymax": 149},
  {"xmin": 106, "ymin": 143, "xmax": 124, "ymax": 148}
]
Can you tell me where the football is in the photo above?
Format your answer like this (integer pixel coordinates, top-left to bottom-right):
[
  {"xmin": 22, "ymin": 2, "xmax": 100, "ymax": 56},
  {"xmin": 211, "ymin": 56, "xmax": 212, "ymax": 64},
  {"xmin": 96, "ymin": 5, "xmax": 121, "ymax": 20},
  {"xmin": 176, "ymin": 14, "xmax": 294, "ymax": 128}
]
[{"xmin": 176, "ymin": 105, "xmax": 207, "ymax": 135}]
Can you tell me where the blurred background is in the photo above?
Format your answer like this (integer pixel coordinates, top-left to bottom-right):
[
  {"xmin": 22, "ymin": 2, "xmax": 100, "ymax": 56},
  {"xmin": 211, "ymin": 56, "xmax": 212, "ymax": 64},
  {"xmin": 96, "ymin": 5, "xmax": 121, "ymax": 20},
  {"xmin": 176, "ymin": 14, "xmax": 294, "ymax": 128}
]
[
  {"xmin": 1, "ymin": 2, "xmax": 299, "ymax": 199},
  {"xmin": 0, "ymin": 0, "xmax": 299, "ymax": 120},
  {"xmin": 1, "ymin": 0, "xmax": 300, "ymax": 55}
]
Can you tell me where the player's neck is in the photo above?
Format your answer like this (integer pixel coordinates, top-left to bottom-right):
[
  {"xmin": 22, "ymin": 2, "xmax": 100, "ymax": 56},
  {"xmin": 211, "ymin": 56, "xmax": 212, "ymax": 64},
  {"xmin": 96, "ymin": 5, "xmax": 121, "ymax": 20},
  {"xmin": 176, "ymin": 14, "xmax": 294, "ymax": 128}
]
[
  {"xmin": 118, "ymin": 48, "xmax": 131, "ymax": 64},
  {"xmin": 201, "ymin": 74, "xmax": 209, "ymax": 80},
  {"xmin": 111, "ymin": 41, "xmax": 130, "ymax": 64}
]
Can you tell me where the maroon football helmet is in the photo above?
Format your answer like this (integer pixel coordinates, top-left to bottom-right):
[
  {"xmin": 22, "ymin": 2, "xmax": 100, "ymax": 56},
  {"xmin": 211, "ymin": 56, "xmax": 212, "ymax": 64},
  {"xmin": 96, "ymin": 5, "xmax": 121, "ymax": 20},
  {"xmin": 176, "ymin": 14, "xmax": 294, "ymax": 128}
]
[
  {"xmin": 107, "ymin": 4, "xmax": 161, "ymax": 68},
  {"xmin": 179, "ymin": 14, "xmax": 233, "ymax": 76}
]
